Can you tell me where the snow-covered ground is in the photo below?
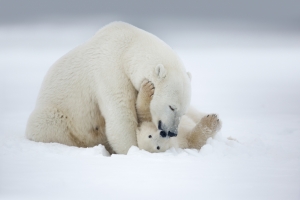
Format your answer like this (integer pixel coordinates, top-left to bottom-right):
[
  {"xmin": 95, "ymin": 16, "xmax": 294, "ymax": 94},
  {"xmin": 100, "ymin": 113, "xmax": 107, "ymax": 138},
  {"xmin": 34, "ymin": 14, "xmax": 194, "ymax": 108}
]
[{"xmin": 1, "ymin": 19, "xmax": 300, "ymax": 200}]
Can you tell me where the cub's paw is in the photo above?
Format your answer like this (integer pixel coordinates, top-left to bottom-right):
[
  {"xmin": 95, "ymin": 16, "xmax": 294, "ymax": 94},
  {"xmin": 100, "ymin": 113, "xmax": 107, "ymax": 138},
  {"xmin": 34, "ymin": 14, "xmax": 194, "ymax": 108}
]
[
  {"xmin": 199, "ymin": 114, "xmax": 222, "ymax": 135},
  {"xmin": 140, "ymin": 79, "xmax": 155, "ymax": 99}
]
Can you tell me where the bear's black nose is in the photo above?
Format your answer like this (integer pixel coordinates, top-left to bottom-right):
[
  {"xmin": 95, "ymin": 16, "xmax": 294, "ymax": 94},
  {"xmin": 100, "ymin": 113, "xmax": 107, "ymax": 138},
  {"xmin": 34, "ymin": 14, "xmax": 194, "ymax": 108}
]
[
  {"xmin": 168, "ymin": 131, "xmax": 177, "ymax": 137},
  {"xmin": 157, "ymin": 146, "xmax": 160, "ymax": 150},
  {"xmin": 160, "ymin": 131, "xmax": 167, "ymax": 137}
]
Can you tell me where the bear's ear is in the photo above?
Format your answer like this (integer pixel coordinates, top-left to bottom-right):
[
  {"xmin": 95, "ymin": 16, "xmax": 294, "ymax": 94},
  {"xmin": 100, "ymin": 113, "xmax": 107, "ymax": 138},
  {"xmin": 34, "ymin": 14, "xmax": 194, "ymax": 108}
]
[
  {"xmin": 187, "ymin": 72, "xmax": 192, "ymax": 81},
  {"xmin": 155, "ymin": 64, "xmax": 167, "ymax": 79}
]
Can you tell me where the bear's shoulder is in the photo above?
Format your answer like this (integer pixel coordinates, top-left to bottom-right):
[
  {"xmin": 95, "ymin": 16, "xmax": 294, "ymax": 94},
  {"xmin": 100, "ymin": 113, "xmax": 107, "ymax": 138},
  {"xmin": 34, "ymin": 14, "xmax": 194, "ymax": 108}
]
[{"xmin": 95, "ymin": 21, "xmax": 138, "ymax": 36}]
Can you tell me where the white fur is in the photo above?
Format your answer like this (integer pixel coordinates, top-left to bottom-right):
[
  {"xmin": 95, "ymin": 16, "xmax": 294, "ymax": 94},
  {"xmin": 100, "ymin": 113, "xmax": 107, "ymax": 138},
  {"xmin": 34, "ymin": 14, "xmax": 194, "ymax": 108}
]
[
  {"xmin": 137, "ymin": 122, "xmax": 173, "ymax": 153},
  {"xmin": 137, "ymin": 109, "xmax": 222, "ymax": 153},
  {"xmin": 26, "ymin": 22, "xmax": 191, "ymax": 154}
]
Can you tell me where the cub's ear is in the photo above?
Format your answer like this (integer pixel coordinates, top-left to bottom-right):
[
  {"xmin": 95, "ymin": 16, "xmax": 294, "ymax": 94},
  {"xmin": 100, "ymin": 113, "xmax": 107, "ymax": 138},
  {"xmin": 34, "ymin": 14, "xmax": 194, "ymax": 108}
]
[
  {"xmin": 187, "ymin": 72, "xmax": 192, "ymax": 81},
  {"xmin": 155, "ymin": 64, "xmax": 167, "ymax": 79}
]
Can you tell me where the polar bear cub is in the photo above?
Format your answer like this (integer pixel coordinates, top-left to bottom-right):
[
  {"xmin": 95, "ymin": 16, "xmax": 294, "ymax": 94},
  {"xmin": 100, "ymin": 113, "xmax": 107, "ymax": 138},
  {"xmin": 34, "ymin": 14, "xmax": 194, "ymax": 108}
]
[{"xmin": 136, "ymin": 80, "xmax": 222, "ymax": 153}]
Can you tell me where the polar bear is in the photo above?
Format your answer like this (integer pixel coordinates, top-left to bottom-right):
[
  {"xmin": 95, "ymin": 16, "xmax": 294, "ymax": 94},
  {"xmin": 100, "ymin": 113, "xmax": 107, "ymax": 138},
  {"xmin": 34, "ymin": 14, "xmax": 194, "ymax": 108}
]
[
  {"xmin": 26, "ymin": 22, "xmax": 191, "ymax": 154},
  {"xmin": 135, "ymin": 80, "xmax": 221, "ymax": 153}
]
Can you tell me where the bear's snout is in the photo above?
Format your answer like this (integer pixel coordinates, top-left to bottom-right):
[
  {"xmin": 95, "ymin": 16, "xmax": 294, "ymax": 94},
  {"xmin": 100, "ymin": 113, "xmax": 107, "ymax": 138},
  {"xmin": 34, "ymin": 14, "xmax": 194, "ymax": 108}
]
[
  {"xmin": 158, "ymin": 120, "xmax": 168, "ymax": 133},
  {"xmin": 160, "ymin": 131, "xmax": 167, "ymax": 137},
  {"xmin": 168, "ymin": 131, "xmax": 177, "ymax": 137},
  {"xmin": 159, "ymin": 120, "xmax": 178, "ymax": 137},
  {"xmin": 158, "ymin": 120, "xmax": 163, "ymax": 130}
]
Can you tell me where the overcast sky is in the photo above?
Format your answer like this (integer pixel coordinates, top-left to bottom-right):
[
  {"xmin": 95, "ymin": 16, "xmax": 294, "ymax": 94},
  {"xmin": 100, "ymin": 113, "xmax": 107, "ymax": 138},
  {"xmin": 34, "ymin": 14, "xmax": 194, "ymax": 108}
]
[{"xmin": 1, "ymin": 0, "xmax": 299, "ymax": 30}]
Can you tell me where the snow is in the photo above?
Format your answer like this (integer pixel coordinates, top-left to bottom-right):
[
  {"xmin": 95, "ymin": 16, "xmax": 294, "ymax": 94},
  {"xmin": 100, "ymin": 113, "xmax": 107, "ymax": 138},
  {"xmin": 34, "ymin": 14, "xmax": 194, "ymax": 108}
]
[{"xmin": 1, "ymin": 20, "xmax": 300, "ymax": 200}]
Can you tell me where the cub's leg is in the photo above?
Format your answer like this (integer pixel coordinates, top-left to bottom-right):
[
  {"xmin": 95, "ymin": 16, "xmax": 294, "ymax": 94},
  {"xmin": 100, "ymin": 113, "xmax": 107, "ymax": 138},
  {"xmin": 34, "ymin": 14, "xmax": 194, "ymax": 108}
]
[
  {"xmin": 188, "ymin": 114, "xmax": 222, "ymax": 149},
  {"xmin": 136, "ymin": 79, "xmax": 154, "ymax": 123}
]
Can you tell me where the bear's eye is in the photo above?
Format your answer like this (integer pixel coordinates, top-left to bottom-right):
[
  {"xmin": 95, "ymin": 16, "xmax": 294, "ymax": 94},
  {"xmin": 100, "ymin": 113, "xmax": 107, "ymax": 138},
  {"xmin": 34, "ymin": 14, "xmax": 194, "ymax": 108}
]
[
  {"xmin": 148, "ymin": 135, "xmax": 152, "ymax": 138},
  {"xmin": 169, "ymin": 105, "xmax": 175, "ymax": 111},
  {"xmin": 157, "ymin": 146, "xmax": 160, "ymax": 150}
]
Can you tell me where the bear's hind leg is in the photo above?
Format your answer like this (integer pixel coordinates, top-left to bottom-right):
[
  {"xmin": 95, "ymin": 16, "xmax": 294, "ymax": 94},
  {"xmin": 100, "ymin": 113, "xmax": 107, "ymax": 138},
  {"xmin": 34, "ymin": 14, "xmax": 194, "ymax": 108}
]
[
  {"xmin": 26, "ymin": 106, "xmax": 77, "ymax": 146},
  {"xmin": 188, "ymin": 114, "xmax": 221, "ymax": 149}
]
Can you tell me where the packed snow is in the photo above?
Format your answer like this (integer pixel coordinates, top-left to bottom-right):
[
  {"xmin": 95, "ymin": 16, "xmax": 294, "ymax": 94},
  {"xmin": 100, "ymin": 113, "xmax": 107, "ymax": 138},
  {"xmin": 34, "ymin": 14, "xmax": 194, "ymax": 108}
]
[{"xmin": 1, "ymin": 19, "xmax": 300, "ymax": 200}]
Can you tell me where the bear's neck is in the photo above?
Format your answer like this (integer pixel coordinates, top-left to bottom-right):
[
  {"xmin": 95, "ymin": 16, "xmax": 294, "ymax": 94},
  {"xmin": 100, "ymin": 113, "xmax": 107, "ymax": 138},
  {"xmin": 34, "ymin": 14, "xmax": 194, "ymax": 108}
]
[{"xmin": 125, "ymin": 64, "xmax": 154, "ymax": 92}]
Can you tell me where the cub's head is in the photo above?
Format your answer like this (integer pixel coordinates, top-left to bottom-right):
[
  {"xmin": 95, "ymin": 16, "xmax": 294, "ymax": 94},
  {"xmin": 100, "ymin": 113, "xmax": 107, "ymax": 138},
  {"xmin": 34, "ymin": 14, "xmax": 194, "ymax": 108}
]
[
  {"xmin": 150, "ymin": 64, "xmax": 191, "ymax": 137},
  {"xmin": 137, "ymin": 122, "xmax": 172, "ymax": 153}
]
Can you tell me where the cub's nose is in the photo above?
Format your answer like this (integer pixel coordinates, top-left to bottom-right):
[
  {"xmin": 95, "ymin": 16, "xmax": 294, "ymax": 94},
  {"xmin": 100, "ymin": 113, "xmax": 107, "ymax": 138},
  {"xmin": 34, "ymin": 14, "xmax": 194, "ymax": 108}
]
[
  {"xmin": 168, "ymin": 131, "xmax": 177, "ymax": 137},
  {"xmin": 160, "ymin": 131, "xmax": 167, "ymax": 137}
]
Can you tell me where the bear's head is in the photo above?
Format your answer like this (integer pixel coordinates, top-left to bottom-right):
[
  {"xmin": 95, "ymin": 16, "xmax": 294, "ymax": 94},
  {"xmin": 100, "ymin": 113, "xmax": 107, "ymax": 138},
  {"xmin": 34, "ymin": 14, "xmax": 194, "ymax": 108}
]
[
  {"xmin": 150, "ymin": 64, "xmax": 191, "ymax": 137},
  {"xmin": 137, "ymin": 122, "xmax": 172, "ymax": 153}
]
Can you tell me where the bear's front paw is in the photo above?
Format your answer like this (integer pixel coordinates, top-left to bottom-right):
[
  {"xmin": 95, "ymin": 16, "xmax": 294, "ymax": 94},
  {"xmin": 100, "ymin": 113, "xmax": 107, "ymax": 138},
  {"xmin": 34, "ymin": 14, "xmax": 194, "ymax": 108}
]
[
  {"xmin": 140, "ymin": 79, "xmax": 155, "ymax": 99},
  {"xmin": 199, "ymin": 114, "xmax": 221, "ymax": 135}
]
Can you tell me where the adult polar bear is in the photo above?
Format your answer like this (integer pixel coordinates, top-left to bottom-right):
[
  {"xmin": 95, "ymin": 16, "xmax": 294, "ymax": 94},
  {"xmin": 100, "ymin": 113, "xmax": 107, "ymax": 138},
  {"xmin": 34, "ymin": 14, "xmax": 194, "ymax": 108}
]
[{"xmin": 26, "ymin": 22, "xmax": 191, "ymax": 154}]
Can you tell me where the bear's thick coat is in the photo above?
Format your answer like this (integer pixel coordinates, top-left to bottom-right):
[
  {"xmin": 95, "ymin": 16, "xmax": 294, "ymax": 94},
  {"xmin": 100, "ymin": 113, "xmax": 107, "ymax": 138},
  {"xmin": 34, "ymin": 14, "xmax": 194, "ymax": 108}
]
[
  {"xmin": 135, "ymin": 80, "xmax": 221, "ymax": 153},
  {"xmin": 26, "ymin": 22, "xmax": 191, "ymax": 154}
]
